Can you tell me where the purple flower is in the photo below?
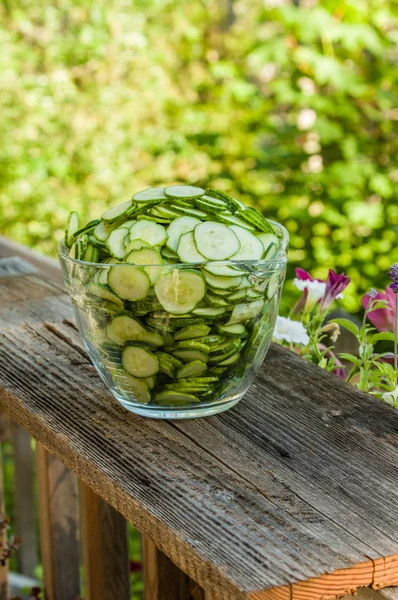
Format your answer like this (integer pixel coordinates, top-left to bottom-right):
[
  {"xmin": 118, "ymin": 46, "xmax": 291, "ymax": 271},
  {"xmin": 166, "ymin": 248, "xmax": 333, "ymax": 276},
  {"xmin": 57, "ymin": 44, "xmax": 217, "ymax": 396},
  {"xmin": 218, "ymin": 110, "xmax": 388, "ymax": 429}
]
[
  {"xmin": 362, "ymin": 287, "xmax": 395, "ymax": 332},
  {"xmin": 319, "ymin": 269, "xmax": 350, "ymax": 312},
  {"xmin": 295, "ymin": 268, "xmax": 323, "ymax": 283},
  {"xmin": 388, "ymin": 263, "xmax": 398, "ymax": 293}
]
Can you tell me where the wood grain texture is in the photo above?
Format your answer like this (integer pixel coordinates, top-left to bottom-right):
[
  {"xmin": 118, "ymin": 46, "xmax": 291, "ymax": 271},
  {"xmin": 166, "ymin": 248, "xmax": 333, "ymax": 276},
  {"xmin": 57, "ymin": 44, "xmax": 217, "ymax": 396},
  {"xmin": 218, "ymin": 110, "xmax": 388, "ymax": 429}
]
[
  {"xmin": 143, "ymin": 537, "xmax": 204, "ymax": 600},
  {"xmin": 13, "ymin": 424, "xmax": 39, "ymax": 576},
  {"xmin": 1, "ymin": 258, "xmax": 398, "ymax": 600},
  {"xmin": 79, "ymin": 482, "xmax": 130, "ymax": 600},
  {"xmin": 0, "ymin": 444, "xmax": 9, "ymax": 600},
  {"xmin": 36, "ymin": 444, "xmax": 81, "ymax": 600}
]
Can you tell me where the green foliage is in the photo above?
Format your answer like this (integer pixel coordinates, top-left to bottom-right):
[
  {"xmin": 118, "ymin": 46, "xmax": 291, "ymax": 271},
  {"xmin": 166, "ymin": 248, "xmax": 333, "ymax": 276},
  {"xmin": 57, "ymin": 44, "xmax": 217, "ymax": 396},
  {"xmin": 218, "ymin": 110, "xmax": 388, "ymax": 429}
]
[{"xmin": 1, "ymin": 0, "xmax": 398, "ymax": 310}]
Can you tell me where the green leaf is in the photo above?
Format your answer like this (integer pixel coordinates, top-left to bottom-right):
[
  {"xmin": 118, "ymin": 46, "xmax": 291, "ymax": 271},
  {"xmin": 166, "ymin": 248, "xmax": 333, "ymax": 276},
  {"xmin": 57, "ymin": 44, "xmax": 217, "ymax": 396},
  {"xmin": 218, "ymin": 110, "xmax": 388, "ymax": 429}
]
[
  {"xmin": 333, "ymin": 318, "xmax": 359, "ymax": 337},
  {"xmin": 338, "ymin": 353, "xmax": 361, "ymax": 366},
  {"xmin": 371, "ymin": 332, "xmax": 395, "ymax": 344}
]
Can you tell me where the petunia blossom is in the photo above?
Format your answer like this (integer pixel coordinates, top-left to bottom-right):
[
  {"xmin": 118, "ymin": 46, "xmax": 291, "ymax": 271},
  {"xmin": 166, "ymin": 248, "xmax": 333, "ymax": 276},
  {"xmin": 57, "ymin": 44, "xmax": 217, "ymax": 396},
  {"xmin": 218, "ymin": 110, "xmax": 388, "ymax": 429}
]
[
  {"xmin": 319, "ymin": 269, "xmax": 350, "ymax": 312},
  {"xmin": 362, "ymin": 287, "xmax": 395, "ymax": 332},
  {"xmin": 293, "ymin": 268, "xmax": 326, "ymax": 310},
  {"xmin": 273, "ymin": 316, "xmax": 310, "ymax": 345}
]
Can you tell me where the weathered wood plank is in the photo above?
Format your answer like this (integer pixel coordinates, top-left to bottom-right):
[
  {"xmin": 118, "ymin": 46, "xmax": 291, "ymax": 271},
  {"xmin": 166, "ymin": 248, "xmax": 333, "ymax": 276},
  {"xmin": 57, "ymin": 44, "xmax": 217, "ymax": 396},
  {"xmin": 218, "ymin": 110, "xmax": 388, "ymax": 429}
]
[
  {"xmin": 2, "ymin": 260, "xmax": 398, "ymax": 599},
  {"xmin": 0, "ymin": 444, "xmax": 9, "ymax": 600},
  {"xmin": 79, "ymin": 482, "xmax": 130, "ymax": 600},
  {"xmin": 0, "ymin": 256, "xmax": 37, "ymax": 277},
  {"xmin": 13, "ymin": 424, "xmax": 38, "ymax": 576},
  {"xmin": 0, "ymin": 236, "xmax": 63, "ymax": 284},
  {"xmin": 36, "ymin": 444, "xmax": 81, "ymax": 600},
  {"xmin": 143, "ymin": 537, "xmax": 204, "ymax": 600}
]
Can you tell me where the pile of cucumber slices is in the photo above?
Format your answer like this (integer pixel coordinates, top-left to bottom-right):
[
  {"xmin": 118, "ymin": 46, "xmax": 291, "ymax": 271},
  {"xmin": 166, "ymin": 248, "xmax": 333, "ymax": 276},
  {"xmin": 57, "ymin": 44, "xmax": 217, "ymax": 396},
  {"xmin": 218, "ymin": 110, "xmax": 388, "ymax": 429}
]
[{"xmin": 64, "ymin": 185, "xmax": 284, "ymax": 406}]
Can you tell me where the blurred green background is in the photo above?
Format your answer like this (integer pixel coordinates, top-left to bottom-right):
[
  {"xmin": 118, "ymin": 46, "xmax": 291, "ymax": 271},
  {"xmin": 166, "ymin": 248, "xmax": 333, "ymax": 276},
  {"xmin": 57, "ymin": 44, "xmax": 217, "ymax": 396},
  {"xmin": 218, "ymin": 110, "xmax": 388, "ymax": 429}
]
[{"xmin": 1, "ymin": 0, "xmax": 398, "ymax": 311}]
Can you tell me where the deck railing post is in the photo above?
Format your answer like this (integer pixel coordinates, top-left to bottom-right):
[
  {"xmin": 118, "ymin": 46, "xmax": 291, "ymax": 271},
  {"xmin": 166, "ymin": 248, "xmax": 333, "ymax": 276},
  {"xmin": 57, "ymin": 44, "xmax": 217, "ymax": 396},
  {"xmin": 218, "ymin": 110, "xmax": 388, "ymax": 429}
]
[
  {"xmin": 79, "ymin": 482, "xmax": 131, "ymax": 600},
  {"xmin": 36, "ymin": 443, "xmax": 81, "ymax": 600},
  {"xmin": 142, "ymin": 538, "xmax": 205, "ymax": 600},
  {"xmin": 13, "ymin": 424, "xmax": 38, "ymax": 576}
]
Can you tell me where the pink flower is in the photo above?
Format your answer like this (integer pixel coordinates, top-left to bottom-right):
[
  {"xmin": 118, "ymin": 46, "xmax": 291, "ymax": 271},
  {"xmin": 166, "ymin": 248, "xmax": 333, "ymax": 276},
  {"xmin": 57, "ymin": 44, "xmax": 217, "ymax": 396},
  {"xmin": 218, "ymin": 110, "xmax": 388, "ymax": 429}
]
[
  {"xmin": 293, "ymin": 269, "xmax": 325, "ymax": 310},
  {"xmin": 320, "ymin": 270, "xmax": 350, "ymax": 312},
  {"xmin": 362, "ymin": 287, "xmax": 395, "ymax": 332},
  {"xmin": 295, "ymin": 268, "xmax": 323, "ymax": 282}
]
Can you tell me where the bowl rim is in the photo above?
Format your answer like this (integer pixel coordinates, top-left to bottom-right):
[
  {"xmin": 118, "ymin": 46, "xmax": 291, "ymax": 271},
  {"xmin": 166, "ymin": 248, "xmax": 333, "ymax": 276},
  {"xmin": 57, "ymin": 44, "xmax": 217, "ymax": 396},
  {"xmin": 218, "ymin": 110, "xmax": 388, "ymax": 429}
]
[{"xmin": 58, "ymin": 218, "xmax": 289, "ymax": 268}]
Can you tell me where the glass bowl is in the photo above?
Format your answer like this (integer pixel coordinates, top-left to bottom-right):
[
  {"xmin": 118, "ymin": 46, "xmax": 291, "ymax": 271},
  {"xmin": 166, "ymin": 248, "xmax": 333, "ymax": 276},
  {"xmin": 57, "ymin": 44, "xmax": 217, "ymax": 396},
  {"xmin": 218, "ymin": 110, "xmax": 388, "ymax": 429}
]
[{"xmin": 58, "ymin": 220, "xmax": 288, "ymax": 419}]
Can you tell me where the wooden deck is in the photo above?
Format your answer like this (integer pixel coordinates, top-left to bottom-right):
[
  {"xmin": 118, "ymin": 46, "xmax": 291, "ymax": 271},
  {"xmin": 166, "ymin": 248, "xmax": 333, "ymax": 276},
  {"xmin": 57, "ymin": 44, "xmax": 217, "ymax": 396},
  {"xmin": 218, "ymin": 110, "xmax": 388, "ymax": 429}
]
[{"xmin": 1, "ymin": 252, "xmax": 398, "ymax": 599}]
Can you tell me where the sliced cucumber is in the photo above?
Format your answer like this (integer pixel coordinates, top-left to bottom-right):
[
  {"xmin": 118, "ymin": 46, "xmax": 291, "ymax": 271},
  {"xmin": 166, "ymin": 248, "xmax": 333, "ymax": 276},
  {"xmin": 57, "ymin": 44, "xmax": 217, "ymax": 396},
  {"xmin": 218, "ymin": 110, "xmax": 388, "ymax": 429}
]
[
  {"xmin": 176, "ymin": 361, "xmax": 207, "ymax": 378},
  {"xmin": 177, "ymin": 231, "xmax": 206, "ymax": 263},
  {"xmin": 194, "ymin": 221, "xmax": 240, "ymax": 260},
  {"xmin": 102, "ymin": 200, "xmax": 133, "ymax": 223},
  {"xmin": 215, "ymin": 351, "xmax": 241, "ymax": 366},
  {"xmin": 217, "ymin": 323, "xmax": 247, "ymax": 337},
  {"xmin": 205, "ymin": 294, "xmax": 229, "ymax": 308},
  {"xmin": 124, "ymin": 238, "xmax": 150, "ymax": 255},
  {"xmin": 205, "ymin": 188, "xmax": 246, "ymax": 212},
  {"xmin": 107, "ymin": 314, "xmax": 146, "ymax": 345},
  {"xmin": 216, "ymin": 214, "xmax": 255, "ymax": 230},
  {"xmin": 192, "ymin": 307, "xmax": 226, "ymax": 318},
  {"xmin": 151, "ymin": 205, "xmax": 184, "ymax": 219},
  {"xmin": 175, "ymin": 340, "xmax": 211, "ymax": 352},
  {"xmin": 113, "ymin": 370, "xmax": 151, "ymax": 404},
  {"xmin": 203, "ymin": 271, "xmax": 242, "ymax": 290},
  {"xmin": 173, "ymin": 324, "xmax": 211, "ymax": 341},
  {"xmin": 227, "ymin": 289, "xmax": 248, "ymax": 303},
  {"xmin": 130, "ymin": 219, "xmax": 167, "ymax": 247},
  {"xmin": 108, "ymin": 265, "xmax": 151, "ymax": 301},
  {"xmin": 165, "ymin": 185, "xmax": 205, "ymax": 199},
  {"xmin": 172, "ymin": 349, "xmax": 209, "ymax": 364},
  {"xmin": 154, "ymin": 392, "xmax": 200, "ymax": 405},
  {"xmin": 133, "ymin": 331, "xmax": 164, "ymax": 347},
  {"xmin": 267, "ymin": 271, "xmax": 280, "ymax": 299},
  {"xmin": 65, "ymin": 211, "xmax": 79, "ymax": 247},
  {"xmin": 155, "ymin": 269, "xmax": 206, "ymax": 314},
  {"xmin": 166, "ymin": 216, "xmax": 201, "ymax": 252},
  {"xmin": 170, "ymin": 205, "xmax": 209, "ymax": 219},
  {"xmin": 238, "ymin": 208, "xmax": 274, "ymax": 233},
  {"xmin": 204, "ymin": 264, "xmax": 245, "ymax": 277},
  {"xmin": 94, "ymin": 220, "xmax": 115, "ymax": 242},
  {"xmin": 132, "ymin": 187, "xmax": 166, "ymax": 202},
  {"xmin": 256, "ymin": 232, "xmax": 280, "ymax": 255},
  {"xmin": 161, "ymin": 246, "xmax": 179, "ymax": 260},
  {"xmin": 125, "ymin": 248, "xmax": 163, "ymax": 284},
  {"xmin": 87, "ymin": 283, "xmax": 124, "ymax": 308},
  {"xmin": 106, "ymin": 227, "xmax": 129, "ymax": 259},
  {"xmin": 122, "ymin": 346, "xmax": 159, "ymax": 377},
  {"xmin": 84, "ymin": 244, "xmax": 100, "ymax": 263},
  {"xmin": 226, "ymin": 299, "xmax": 264, "ymax": 325},
  {"xmin": 229, "ymin": 225, "xmax": 264, "ymax": 260}
]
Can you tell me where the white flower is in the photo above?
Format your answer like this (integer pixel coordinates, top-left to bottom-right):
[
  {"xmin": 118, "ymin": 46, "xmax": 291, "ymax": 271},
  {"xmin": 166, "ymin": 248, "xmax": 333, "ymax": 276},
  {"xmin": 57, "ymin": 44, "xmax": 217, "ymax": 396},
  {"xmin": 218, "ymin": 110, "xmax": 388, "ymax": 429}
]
[
  {"xmin": 382, "ymin": 386, "xmax": 398, "ymax": 407},
  {"xmin": 273, "ymin": 316, "xmax": 310, "ymax": 345},
  {"xmin": 293, "ymin": 278, "xmax": 326, "ymax": 309},
  {"xmin": 297, "ymin": 108, "xmax": 317, "ymax": 130}
]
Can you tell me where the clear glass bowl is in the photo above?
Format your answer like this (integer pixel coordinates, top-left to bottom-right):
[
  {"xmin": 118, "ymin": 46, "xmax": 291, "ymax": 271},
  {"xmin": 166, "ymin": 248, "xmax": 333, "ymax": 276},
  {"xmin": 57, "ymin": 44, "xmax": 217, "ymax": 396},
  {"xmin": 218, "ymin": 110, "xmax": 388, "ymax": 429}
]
[{"xmin": 58, "ymin": 220, "xmax": 288, "ymax": 419}]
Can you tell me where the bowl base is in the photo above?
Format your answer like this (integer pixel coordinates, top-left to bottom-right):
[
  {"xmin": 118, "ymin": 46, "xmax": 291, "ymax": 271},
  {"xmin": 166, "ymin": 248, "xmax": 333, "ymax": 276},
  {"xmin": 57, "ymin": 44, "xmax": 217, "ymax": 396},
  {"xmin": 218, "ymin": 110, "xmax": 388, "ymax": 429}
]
[{"xmin": 118, "ymin": 396, "xmax": 241, "ymax": 419}]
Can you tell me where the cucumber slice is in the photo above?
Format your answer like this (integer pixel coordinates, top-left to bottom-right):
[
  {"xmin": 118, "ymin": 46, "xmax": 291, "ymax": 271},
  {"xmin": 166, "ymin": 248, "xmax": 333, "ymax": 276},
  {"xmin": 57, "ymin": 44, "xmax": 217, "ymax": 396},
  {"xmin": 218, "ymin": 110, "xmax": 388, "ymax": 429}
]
[
  {"xmin": 204, "ymin": 264, "xmax": 245, "ymax": 277},
  {"xmin": 207, "ymin": 287, "xmax": 231, "ymax": 296},
  {"xmin": 192, "ymin": 307, "xmax": 226, "ymax": 318},
  {"xmin": 145, "ymin": 375, "xmax": 156, "ymax": 390},
  {"xmin": 124, "ymin": 238, "xmax": 150, "ymax": 255},
  {"xmin": 238, "ymin": 208, "xmax": 274, "ymax": 233},
  {"xmin": 175, "ymin": 340, "xmax": 211, "ymax": 352},
  {"xmin": 108, "ymin": 265, "xmax": 151, "ymax": 301},
  {"xmin": 122, "ymin": 346, "xmax": 159, "ymax": 377},
  {"xmin": 165, "ymin": 185, "xmax": 205, "ymax": 199},
  {"xmin": 73, "ymin": 219, "xmax": 101, "ymax": 239},
  {"xmin": 86, "ymin": 283, "xmax": 124, "ymax": 308},
  {"xmin": 154, "ymin": 392, "xmax": 200, "ymax": 405},
  {"xmin": 137, "ymin": 215, "xmax": 171, "ymax": 225},
  {"xmin": 161, "ymin": 246, "xmax": 179, "ymax": 260},
  {"xmin": 226, "ymin": 299, "xmax": 264, "ymax": 325},
  {"xmin": 209, "ymin": 339, "xmax": 241, "ymax": 356},
  {"xmin": 227, "ymin": 289, "xmax": 248, "ymax": 303},
  {"xmin": 154, "ymin": 270, "xmax": 206, "ymax": 314},
  {"xmin": 194, "ymin": 194, "xmax": 229, "ymax": 211},
  {"xmin": 216, "ymin": 214, "xmax": 255, "ymax": 230},
  {"xmin": 151, "ymin": 205, "xmax": 184, "ymax": 219},
  {"xmin": 177, "ymin": 231, "xmax": 206, "ymax": 263},
  {"xmin": 179, "ymin": 377, "xmax": 218, "ymax": 383},
  {"xmin": 229, "ymin": 225, "xmax": 264, "ymax": 260},
  {"xmin": 113, "ymin": 370, "xmax": 151, "ymax": 404},
  {"xmin": 205, "ymin": 189, "xmax": 246, "ymax": 212},
  {"xmin": 166, "ymin": 216, "xmax": 201, "ymax": 251},
  {"xmin": 65, "ymin": 211, "xmax": 79, "ymax": 247},
  {"xmin": 106, "ymin": 227, "xmax": 129, "ymax": 259},
  {"xmin": 77, "ymin": 234, "xmax": 88, "ymax": 259},
  {"xmin": 209, "ymin": 366, "xmax": 228, "ymax": 376},
  {"xmin": 176, "ymin": 361, "xmax": 208, "ymax": 378},
  {"xmin": 204, "ymin": 294, "xmax": 229, "ymax": 308},
  {"xmin": 256, "ymin": 233, "xmax": 280, "ymax": 255},
  {"xmin": 125, "ymin": 248, "xmax": 163, "ymax": 284},
  {"xmin": 170, "ymin": 205, "xmax": 209, "ymax": 219},
  {"xmin": 129, "ymin": 220, "xmax": 167, "ymax": 247},
  {"xmin": 194, "ymin": 221, "xmax": 240, "ymax": 260},
  {"xmin": 267, "ymin": 272, "xmax": 280, "ymax": 299},
  {"xmin": 172, "ymin": 349, "xmax": 209, "ymax": 364},
  {"xmin": 195, "ymin": 335, "xmax": 222, "ymax": 346},
  {"xmin": 94, "ymin": 220, "xmax": 115, "ymax": 242},
  {"xmin": 107, "ymin": 314, "xmax": 146, "ymax": 345},
  {"xmin": 215, "ymin": 351, "xmax": 241, "ymax": 366},
  {"xmin": 203, "ymin": 271, "xmax": 242, "ymax": 290},
  {"xmin": 132, "ymin": 187, "xmax": 166, "ymax": 202},
  {"xmin": 173, "ymin": 324, "xmax": 211, "ymax": 341},
  {"xmin": 133, "ymin": 331, "xmax": 164, "ymax": 347},
  {"xmin": 83, "ymin": 244, "xmax": 100, "ymax": 263},
  {"xmin": 102, "ymin": 200, "xmax": 133, "ymax": 223},
  {"xmin": 217, "ymin": 323, "xmax": 247, "ymax": 337}
]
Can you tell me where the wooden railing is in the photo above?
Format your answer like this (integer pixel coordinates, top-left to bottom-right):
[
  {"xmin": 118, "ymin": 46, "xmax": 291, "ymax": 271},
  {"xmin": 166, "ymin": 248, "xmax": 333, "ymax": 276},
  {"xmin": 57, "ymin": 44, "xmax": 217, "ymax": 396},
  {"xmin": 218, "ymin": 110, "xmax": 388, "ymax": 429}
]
[{"xmin": 1, "ymin": 239, "xmax": 398, "ymax": 600}]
